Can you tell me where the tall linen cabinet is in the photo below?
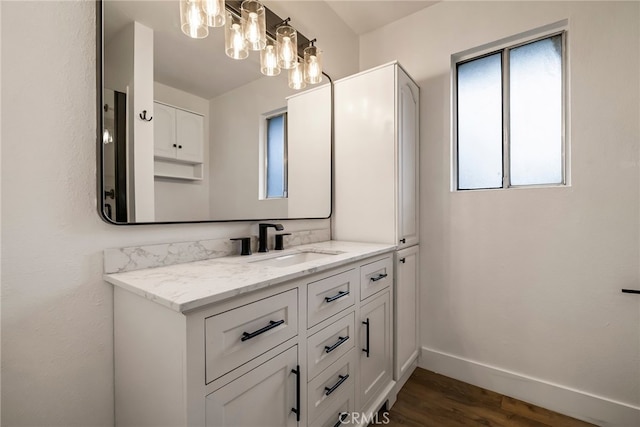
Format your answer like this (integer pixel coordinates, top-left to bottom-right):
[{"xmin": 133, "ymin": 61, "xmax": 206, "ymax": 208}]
[{"xmin": 334, "ymin": 61, "xmax": 420, "ymax": 390}]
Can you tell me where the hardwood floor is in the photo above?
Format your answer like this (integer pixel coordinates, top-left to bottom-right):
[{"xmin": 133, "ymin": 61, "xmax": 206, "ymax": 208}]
[{"xmin": 383, "ymin": 368, "xmax": 597, "ymax": 427}]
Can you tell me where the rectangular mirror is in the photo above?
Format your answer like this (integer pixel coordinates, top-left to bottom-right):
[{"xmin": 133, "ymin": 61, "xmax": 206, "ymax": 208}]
[{"xmin": 98, "ymin": 0, "xmax": 332, "ymax": 224}]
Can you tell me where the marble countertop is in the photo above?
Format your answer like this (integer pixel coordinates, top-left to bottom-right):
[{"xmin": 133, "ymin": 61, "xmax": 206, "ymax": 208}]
[{"xmin": 104, "ymin": 240, "xmax": 396, "ymax": 313}]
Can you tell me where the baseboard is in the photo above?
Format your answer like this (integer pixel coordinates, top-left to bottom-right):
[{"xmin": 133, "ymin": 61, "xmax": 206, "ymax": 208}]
[{"xmin": 420, "ymin": 347, "xmax": 640, "ymax": 427}]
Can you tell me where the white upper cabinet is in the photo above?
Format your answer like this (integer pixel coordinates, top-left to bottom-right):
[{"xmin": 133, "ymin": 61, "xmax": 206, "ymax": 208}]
[
  {"xmin": 334, "ymin": 62, "xmax": 419, "ymax": 249},
  {"xmin": 153, "ymin": 101, "xmax": 204, "ymax": 164}
]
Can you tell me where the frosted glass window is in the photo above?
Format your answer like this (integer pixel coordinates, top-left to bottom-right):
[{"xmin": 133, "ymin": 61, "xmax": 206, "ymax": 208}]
[
  {"xmin": 457, "ymin": 53, "xmax": 503, "ymax": 190},
  {"xmin": 454, "ymin": 32, "xmax": 565, "ymax": 190},
  {"xmin": 266, "ymin": 113, "xmax": 287, "ymax": 198},
  {"xmin": 510, "ymin": 35, "xmax": 563, "ymax": 185}
]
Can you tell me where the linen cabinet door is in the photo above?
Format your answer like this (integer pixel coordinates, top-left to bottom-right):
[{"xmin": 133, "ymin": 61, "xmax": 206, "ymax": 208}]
[
  {"xmin": 205, "ymin": 346, "xmax": 299, "ymax": 427},
  {"xmin": 397, "ymin": 69, "xmax": 419, "ymax": 249},
  {"xmin": 359, "ymin": 291, "xmax": 392, "ymax": 410},
  {"xmin": 175, "ymin": 109, "xmax": 204, "ymax": 163},
  {"xmin": 395, "ymin": 246, "xmax": 419, "ymax": 381}
]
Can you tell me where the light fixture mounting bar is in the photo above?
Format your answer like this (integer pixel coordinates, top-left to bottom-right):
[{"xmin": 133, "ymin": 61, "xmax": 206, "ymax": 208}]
[{"xmin": 225, "ymin": 0, "xmax": 312, "ymax": 59}]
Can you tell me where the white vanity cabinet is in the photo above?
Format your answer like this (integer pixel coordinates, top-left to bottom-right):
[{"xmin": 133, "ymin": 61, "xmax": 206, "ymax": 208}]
[
  {"xmin": 111, "ymin": 248, "xmax": 396, "ymax": 427},
  {"xmin": 334, "ymin": 62, "xmax": 420, "ymax": 391}
]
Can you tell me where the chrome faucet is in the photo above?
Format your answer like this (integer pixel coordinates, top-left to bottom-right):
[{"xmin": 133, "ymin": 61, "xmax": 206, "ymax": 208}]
[{"xmin": 258, "ymin": 223, "xmax": 284, "ymax": 252}]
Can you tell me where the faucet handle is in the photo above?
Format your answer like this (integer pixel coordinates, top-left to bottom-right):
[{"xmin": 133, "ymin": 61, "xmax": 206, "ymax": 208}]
[
  {"xmin": 274, "ymin": 233, "xmax": 292, "ymax": 251},
  {"xmin": 230, "ymin": 237, "xmax": 252, "ymax": 256}
]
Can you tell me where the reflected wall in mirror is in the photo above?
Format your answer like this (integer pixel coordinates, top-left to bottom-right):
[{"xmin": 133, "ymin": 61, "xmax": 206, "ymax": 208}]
[{"xmin": 99, "ymin": 0, "xmax": 332, "ymax": 224}]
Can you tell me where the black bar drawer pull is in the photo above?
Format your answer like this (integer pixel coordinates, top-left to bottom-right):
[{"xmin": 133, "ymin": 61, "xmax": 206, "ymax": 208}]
[
  {"xmin": 241, "ymin": 319, "xmax": 284, "ymax": 341},
  {"xmin": 362, "ymin": 318, "xmax": 370, "ymax": 357},
  {"xmin": 370, "ymin": 273, "xmax": 388, "ymax": 282},
  {"xmin": 325, "ymin": 336, "xmax": 349, "ymax": 353},
  {"xmin": 622, "ymin": 289, "xmax": 640, "ymax": 294},
  {"xmin": 325, "ymin": 290, "xmax": 350, "ymax": 303},
  {"xmin": 333, "ymin": 412, "xmax": 349, "ymax": 427},
  {"xmin": 400, "ymin": 238, "xmax": 406, "ymax": 244},
  {"xmin": 291, "ymin": 365, "xmax": 300, "ymax": 421},
  {"xmin": 324, "ymin": 374, "xmax": 349, "ymax": 396}
]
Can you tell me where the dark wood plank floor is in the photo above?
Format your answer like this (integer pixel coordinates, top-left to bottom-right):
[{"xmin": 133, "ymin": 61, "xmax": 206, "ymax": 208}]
[{"xmin": 383, "ymin": 368, "xmax": 597, "ymax": 427}]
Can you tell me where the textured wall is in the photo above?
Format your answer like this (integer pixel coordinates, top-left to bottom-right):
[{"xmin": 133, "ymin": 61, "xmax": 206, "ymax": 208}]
[
  {"xmin": 0, "ymin": 1, "xmax": 346, "ymax": 425},
  {"xmin": 360, "ymin": 0, "xmax": 640, "ymax": 410}
]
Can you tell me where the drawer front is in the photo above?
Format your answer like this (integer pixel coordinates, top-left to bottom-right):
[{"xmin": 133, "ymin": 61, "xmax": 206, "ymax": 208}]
[
  {"xmin": 307, "ymin": 311, "xmax": 355, "ymax": 380},
  {"xmin": 205, "ymin": 289, "xmax": 298, "ymax": 383},
  {"xmin": 360, "ymin": 256, "xmax": 393, "ymax": 301},
  {"xmin": 307, "ymin": 349, "xmax": 357, "ymax": 424},
  {"xmin": 307, "ymin": 268, "xmax": 357, "ymax": 328},
  {"xmin": 309, "ymin": 385, "xmax": 354, "ymax": 427}
]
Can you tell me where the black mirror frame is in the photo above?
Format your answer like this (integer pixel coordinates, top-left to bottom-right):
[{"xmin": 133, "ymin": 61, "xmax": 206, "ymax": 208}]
[{"xmin": 95, "ymin": 0, "xmax": 334, "ymax": 225}]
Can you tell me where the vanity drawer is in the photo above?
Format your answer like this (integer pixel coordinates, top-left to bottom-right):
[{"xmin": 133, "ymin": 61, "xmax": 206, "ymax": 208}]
[
  {"xmin": 309, "ymin": 384, "xmax": 354, "ymax": 427},
  {"xmin": 307, "ymin": 348, "xmax": 357, "ymax": 423},
  {"xmin": 307, "ymin": 268, "xmax": 357, "ymax": 328},
  {"xmin": 205, "ymin": 289, "xmax": 298, "ymax": 383},
  {"xmin": 307, "ymin": 311, "xmax": 355, "ymax": 380},
  {"xmin": 360, "ymin": 256, "xmax": 393, "ymax": 301}
]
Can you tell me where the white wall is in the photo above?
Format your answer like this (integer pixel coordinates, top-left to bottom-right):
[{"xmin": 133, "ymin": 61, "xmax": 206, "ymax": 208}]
[
  {"xmin": 360, "ymin": 0, "xmax": 640, "ymax": 423},
  {"xmin": 0, "ymin": 2, "xmax": 340, "ymax": 426},
  {"xmin": 154, "ymin": 82, "xmax": 211, "ymax": 222}
]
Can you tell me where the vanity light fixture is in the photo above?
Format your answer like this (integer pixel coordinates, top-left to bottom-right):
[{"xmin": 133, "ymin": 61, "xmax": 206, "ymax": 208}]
[
  {"xmin": 303, "ymin": 39, "xmax": 322, "ymax": 84},
  {"xmin": 203, "ymin": 0, "xmax": 225, "ymax": 27},
  {"xmin": 179, "ymin": 0, "xmax": 324, "ymax": 89},
  {"xmin": 260, "ymin": 39, "xmax": 280, "ymax": 76},
  {"xmin": 225, "ymin": 11, "xmax": 249, "ymax": 59},
  {"xmin": 180, "ymin": 0, "xmax": 209, "ymax": 39},
  {"xmin": 276, "ymin": 22, "xmax": 297, "ymax": 70},
  {"xmin": 288, "ymin": 60, "xmax": 306, "ymax": 90},
  {"xmin": 241, "ymin": 0, "xmax": 266, "ymax": 51}
]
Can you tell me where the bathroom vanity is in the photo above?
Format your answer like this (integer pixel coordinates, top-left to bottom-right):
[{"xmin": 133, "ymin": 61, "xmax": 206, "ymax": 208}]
[{"xmin": 105, "ymin": 241, "xmax": 397, "ymax": 427}]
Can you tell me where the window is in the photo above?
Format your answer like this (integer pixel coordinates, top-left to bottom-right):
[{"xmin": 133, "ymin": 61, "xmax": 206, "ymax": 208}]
[
  {"xmin": 265, "ymin": 112, "xmax": 288, "ymax": 198},
  {"xmin": 454, "ymin": 31, "xmax": 566, "ymax": 190}
]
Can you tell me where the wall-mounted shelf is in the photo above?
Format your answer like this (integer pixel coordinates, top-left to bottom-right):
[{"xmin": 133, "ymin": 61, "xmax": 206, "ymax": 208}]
[{"xmin": 154, "ymin": 158, "xmax": 203, "ymax": 181}]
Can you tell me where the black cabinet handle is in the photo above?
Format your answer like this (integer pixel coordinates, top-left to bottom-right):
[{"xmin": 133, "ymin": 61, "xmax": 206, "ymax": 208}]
[
  {"xmin": 370, "ymin": 273, "xmax": 388, "ymax": 282},
  {"xmin": 399, "ymin": 238, "xmax": 406, "ymax": 244},
  {"xmin": 362, "ymin": 318, "xmax": 370, "ymax": 357},
  {"xmin": 399, "ymin": 258, "xmax": 406, "ymax": 264},
  {"xmin": 241, "ymin": 319, "xmax": 284, "ymax": 341},
  {"xmin": 325, "ymin": 290, "xmax": 349, "ymax": 303},
  {"xmin": 178, "ymin": 145, "xmax": 183, "ymax": 149},
  {"xmin": 172, "ymin": 144, "xmax": 177, "ymax": 147},
  {"xmin": 325, "ymin": 336, "xmax": 349, "ymax": 354},
  {"xmin": 291, "ymin": 365, "xmax": 300, "ymax": 421},
  {"xmin": 333, "ymin": 413, "xmax": 349, "ymax": 427},
  {"xmin": 622, "ymin": 289, "xmax": 640, "ymax": 294},
  {"xmin": 324, "ymin": 374, "xmax": 349, "ymax": 396}
]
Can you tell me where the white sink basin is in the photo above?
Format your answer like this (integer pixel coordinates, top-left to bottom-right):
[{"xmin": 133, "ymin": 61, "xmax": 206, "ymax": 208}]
[{"xmin": 248, "ymin": 250, "xmax": 341, "ymax": 268}]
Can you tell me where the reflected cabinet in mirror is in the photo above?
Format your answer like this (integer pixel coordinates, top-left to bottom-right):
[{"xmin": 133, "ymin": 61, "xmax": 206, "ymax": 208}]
[{"xmin": 98, "ymin": 0, "xmax": 332, "ymax": 224}]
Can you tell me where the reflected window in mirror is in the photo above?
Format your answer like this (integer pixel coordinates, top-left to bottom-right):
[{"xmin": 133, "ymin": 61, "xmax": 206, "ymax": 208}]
[{"xmin": 265, "ymin": 112, "xmax": 288, "ymax": 199}]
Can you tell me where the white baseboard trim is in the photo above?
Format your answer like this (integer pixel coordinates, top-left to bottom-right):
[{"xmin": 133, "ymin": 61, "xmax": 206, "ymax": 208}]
[{"xmin": 420, "ymin": 347, "xmax": 640, "ymax": 427}]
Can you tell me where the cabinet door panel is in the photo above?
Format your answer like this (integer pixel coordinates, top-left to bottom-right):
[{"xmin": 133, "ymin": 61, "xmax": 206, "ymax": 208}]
[
  {"xmin": 397, "ymin": 70, "xmax": 419, "ymax": 249},
  {"xmin": 154, "ymin": 102, "xmax": 177, "ymax": 159},
  {"xmin": 395, "ymin": 246, "xmax": 419, "ymax": 379},
  {"xmin": 176, "ymin": 109, "xmax": 204, "ymax": 163},
  {"xmin": 205, "ymin": 346, "xmax": 298, "ymax": 427},
  {"xmin": 359, "ymin": 291, "xmax": 391, "ymax": 410}
]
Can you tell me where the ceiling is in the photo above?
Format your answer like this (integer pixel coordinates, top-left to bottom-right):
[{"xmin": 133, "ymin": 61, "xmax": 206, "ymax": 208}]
[
  {"xmin": 103, "ymin": 1, "xmax": 438, "ymax": 99},
  {"xmin": 326, "ymin": 1, "xmax": 438, "ymax": 35}
]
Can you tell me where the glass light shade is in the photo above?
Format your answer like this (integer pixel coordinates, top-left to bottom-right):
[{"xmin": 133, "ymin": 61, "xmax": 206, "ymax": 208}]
[
  {"xmin": 180, "ymin": 0, "xmax": 208, "ymax": 39},
  {"xmin": 288, "ymin": 61, "xmax": 306, "ymax": 90},
  {"xmin": 303, "ymin": 45, "xmax": 322, "ymax": 84},
  {"xmin": 203, "ymin": 0, "xmax": 225, "ymax": 27},
  {"xmin": 241, "ymin": 1, "xmax": 266, "ymax": 51},
  {"xmin": 225, "ymin": 12, "xmax": 248, "ymax": 60},
  {"xmin": 276, "ymin": 25, "xmax": 297, "ymax": 69},
  {"xmin": 260, "ymin": 40, "xmax": 281, "ymax": 76}
]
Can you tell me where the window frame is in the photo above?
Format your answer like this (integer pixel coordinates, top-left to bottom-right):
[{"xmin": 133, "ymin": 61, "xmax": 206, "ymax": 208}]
[
  {"xmin": 452, "ymin": 25, "xmax": 568, "ymax": 191},
  {"xmin": 264, "ymin": 111, "xmax": 288, "ymax": 199}
]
